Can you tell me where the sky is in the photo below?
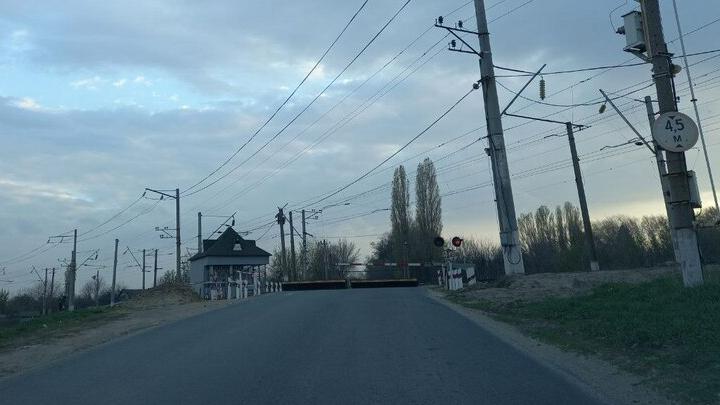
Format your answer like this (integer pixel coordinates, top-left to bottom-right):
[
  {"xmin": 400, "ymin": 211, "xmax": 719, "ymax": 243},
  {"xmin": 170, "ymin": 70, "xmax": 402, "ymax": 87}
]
[{"xmin": 1, "ymin": 0, "xmax": 720, "ymax": 292}]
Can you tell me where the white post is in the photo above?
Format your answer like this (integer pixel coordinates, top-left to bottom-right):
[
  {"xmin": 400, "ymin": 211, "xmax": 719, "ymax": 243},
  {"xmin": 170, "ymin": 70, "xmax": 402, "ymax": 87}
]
[
  {"xmin": 253, "ymin": 272, "xmax": 260, "ymax": 296},
  {"xmin": 466, "ymin": 266, "xmax": 476, "ymax": 286},
  {"xmin": 227, "ymin": 277, "xmax": 232, "ymax": 300},
  {"xmin": 279, "ymin": 282, "xmax": 282, "ymax": 292}
]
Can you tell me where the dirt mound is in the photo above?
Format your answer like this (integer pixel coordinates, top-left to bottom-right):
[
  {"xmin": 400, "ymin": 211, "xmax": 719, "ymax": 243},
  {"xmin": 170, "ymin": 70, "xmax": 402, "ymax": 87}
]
[
  {"xmin": 461, "ymin": 266, "xmax": 679, "ymax": 304},
  {"xmin": 123, "ymin": 284, "xmax": 200, "ymax": 310}
]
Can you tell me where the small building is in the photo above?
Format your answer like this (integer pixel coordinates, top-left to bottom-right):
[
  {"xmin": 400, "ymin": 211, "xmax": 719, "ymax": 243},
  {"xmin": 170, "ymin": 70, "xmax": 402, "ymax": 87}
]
[{"xmin": 188, "ymin": 227, "xmax": 271, "ymax": 300}]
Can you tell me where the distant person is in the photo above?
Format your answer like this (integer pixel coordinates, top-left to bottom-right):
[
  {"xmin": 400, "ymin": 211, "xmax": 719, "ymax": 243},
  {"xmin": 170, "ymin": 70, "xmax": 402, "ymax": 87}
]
[{"xmin": 58, "ymin": 295, "xmax": 66, "ymax": 311}]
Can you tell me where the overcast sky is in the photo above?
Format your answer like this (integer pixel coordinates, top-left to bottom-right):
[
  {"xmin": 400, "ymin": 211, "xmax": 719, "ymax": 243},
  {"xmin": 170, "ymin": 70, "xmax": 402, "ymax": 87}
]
[{"xmin": 1, "ymin": 0, "xmax": 719, "ymax": 291}]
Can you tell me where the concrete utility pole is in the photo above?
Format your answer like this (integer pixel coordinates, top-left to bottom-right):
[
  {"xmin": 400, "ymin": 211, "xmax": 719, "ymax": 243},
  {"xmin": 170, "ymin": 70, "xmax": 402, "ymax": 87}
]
[
  {"xmin": 153, "ymin": 249, "xmax": 158, "ymax": 288},
  {"xmin": 111, "ymin": 238, "xmax": 118, "ymax": 306},
  {"xmin": 42, "ymin": 268, "xmax": 48, "ymax": 315},
  {"xmin": 276, "ymin": 208, "xmax": 287, "ymax": 280},
  {"xmin": 175, "ymin": 188, "xmax": 181, "ymax": 280},
  {"xmin": 473, "ymin": 0, "xmax": 525, "ymax": 275},
  {"xmin": 323, "ymin": 239, "xmax": 329, "ymax": 280},
  {"xmin": 644, "ymin": 96, "xmax": 681, "ymax": 260},
  {"xmin": 301, "ymin": 209, "xmax": 308, "ymax": 280},
  {"xmin": 671, "ymin": 0, "xmax": 719, "ymax": 216},
  {"xmin": 142, "ymin": 248, "xmax": 146, "ymax": 290},
  {"xmin": 289, "ymin": 211, "xmax": 297, "ymax": 282},
  {"xmin": 48, "ymin": 267, "xmax": 55, "ymax": 314},
  {"xmin": 197, "ymin": 212, "xmax": 203, "ymax": 253},
  {"xmin": 94, "ymin": 269, "xmax": 100, "ymax": 307},
  {"xmin": 145, "ymin": 188, "xmax": 181, "ymax": 280},
  {"xmin": 640, "ymin": 0, "xmax": 703, "ymax": 286},
  {"xmin": 68, "ymin": 228, "xmax": 77, "ymax": 311},
  {"xmin": 566, "ymin": 123, "xmax": 600, "ymax": 271}
]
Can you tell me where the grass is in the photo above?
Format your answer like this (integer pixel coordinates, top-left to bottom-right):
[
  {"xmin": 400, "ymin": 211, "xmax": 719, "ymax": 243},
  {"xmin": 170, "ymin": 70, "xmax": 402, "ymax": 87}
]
[
  {"xmin": 0, "ymin": 306, "xmax": 127, "ymax": 350},
  {"xmin": 448, "ymin": 275, "xmax": 720, "ymax": 404}
]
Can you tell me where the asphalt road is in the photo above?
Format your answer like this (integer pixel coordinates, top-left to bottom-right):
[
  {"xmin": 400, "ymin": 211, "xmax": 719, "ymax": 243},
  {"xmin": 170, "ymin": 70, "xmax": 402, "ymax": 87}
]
[{"xmin": 0, "ymin": 288, "xmax": 603, "ymax": 405}]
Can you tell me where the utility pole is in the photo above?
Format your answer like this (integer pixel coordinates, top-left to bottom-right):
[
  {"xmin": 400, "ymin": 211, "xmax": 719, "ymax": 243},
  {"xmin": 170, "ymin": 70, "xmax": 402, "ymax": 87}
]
[
  {"xmin": 289, "ymin": 211, "xmax": 297, "ymax": 282},
  {"xmin": 175, "ymin": 188, "xmax": 181, "ymax": 281},
  {"xmin": 68, "ymin": 228, "xmax": 77, "ymax": 311},
  {"xmin": 153, "ymin": 249, "xmax": 158, "ymax": 288},
  {"xmin": 94, "ymin": 269, "xmax": 100, "ymax": 307},
  {"xmin": 111, "ymin": 238, "xmax": 118, "ymax": 306},
  {"xmin": 48, "ymin": 267, "xmax": 55, "ymax": 313},
  {"xmin": 145, "ymin": 188, "xmax": 181, "ymax": 280},
  {"xmin": 142, "ymin": 248, "xmax": 146, "ymax": 290},
  {"xmin": 473, "ymin": 0, "xmax": 525, "ymax": 275},
  {"xmin": 276, "ymin": 207, "xmax": 287, "ymax": 280},
  {"xmin": 197, "ymin": 212, "xmax": 202, "ymax": 253},
  {"xmin": 301, "ymin": 209, "xmax": 308, "ymax": 280},
  {"xmin": 566, "ymin": 123, "xmax": 600, "ymax": 271},
  {"xmin": 645, "ymin": 96, "xmax": 680, "ymax": 260},
  {"xmin": 640, "ymin": 0, "xmax": 703, "ymax": 286},
  {"xmin": 42, "ymin": 268, "xmax": 48, "ymax": 315},
  {"xmin": 323, "ymin": 239, "xmax": 329, "ymax": 280}
]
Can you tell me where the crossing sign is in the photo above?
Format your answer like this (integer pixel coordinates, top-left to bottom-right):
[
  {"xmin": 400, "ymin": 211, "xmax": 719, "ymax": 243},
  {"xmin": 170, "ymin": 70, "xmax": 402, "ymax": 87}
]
[{"xmin": 652, "ymin": 112, "xmax": 698, "ymax": 152}]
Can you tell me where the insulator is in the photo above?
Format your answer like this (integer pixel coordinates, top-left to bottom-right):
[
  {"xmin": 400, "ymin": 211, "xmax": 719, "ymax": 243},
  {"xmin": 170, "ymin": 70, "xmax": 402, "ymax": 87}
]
[
  {"xmin": 438, "ymin": 16, "xmax": 444, "ymax": 25},
  {"xmin": 599, "ymin": 103, "xmax": 607, "ymax": 114},
  {"xmin": 450, "ymin": 39, "xmax": 457, "ymax": 48},
  {"xmin": 539, "ymin": 77, "xmax": 546, "ymax": 100},
  {"xmin": 457, "ymin": 20, "xmax": 463, "ymax": 28}
]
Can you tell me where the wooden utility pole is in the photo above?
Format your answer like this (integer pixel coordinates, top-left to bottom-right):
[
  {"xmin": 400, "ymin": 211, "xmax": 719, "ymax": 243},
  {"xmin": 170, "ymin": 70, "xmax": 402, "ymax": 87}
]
[
  {"xmin": 153, "ymin": 249, "xmax": 158, "ymax": 288},
  {"xmin": 473, "ymin": 0, "xmax": 525, "ymax": 275},
  {"xmin": 111, "ymin": 239, "xmax": 118, "ymax": 306},
  {"xmin": 289, "ymin": 211, "xmax": 297, "ymax": 281},
  {"xmin": 640, "ymin": 0, "xmax": 703, "ymax": 286},
  {"xmin": 566, "ymin": 123, "xmax": 600, "ymax": 271}
]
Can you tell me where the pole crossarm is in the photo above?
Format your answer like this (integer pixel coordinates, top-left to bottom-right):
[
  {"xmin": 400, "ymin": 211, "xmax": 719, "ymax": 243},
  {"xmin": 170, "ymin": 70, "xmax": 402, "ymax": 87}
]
[
  {"xmin": 500, "ymin": 64, "xmax": 546, "ymax": 115},
  {"xmin": 599, "ymin": 89, "xmax": 656, "ymax": 154},
  {"xmin": 435, "ymin": 23, "xmax": 483, "ymax": 58},
  {"xmin": 144, "ymin": 188, "xmax": 177, "ymax": 200},
  {"xmin": 504, "ymin": 112, "xmax": 588, "ymax": 129}
]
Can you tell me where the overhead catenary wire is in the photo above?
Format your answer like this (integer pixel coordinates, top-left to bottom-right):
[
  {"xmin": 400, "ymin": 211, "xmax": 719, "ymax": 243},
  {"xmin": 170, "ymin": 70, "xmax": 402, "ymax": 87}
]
[
  {"xmin": 181, "ymin": 0, "xmax": 370, "ymax": 195},
  {"xmin": 181, "ymin": 0, "xmax": 414, "ymax": 198}
]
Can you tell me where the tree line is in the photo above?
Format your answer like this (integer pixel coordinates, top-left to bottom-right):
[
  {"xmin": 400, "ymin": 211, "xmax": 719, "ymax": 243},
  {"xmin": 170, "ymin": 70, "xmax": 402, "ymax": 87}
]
[{"xmin": 366, "ymin": 158, "xmax": 720, "ymax": 279}]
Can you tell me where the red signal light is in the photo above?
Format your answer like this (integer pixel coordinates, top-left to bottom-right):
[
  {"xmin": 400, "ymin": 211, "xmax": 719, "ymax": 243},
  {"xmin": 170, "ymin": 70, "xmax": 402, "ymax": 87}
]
[{"xmin": 451, "ymin": 236, "xmax": 463, "ymax": 247}]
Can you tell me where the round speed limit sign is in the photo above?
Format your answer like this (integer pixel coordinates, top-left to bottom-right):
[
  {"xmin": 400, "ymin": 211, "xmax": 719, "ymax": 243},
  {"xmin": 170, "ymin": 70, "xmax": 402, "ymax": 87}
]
[{"xmin": 652, "ymin": 112, "xmax": 699, "ymax": 152}]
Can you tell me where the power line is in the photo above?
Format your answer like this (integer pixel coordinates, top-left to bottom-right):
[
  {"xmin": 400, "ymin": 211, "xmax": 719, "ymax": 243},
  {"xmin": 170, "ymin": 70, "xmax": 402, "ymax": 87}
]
[
  {"xmin": 181, "ymin": 0, "xmax": 370, "ymax": 195},
  {"xmin": 182, "ymin": 0, "xmax": 414, "ymax": 198}
]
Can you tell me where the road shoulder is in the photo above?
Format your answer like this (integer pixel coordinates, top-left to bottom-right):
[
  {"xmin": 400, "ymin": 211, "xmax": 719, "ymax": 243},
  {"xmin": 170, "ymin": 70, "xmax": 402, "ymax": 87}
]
[
  {"xmin": 425, "ymin": 287, "xmax": 674, "ymax": 405},
  {"xmin": 0, "ymin": 299, "xmax": 236, "ymax": 380}
]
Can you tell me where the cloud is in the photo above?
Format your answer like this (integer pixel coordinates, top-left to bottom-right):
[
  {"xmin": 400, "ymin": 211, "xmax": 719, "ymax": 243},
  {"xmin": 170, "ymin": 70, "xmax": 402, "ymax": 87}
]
[
  {"xmin": 70, "ymin": 75, "xmax": 104, "ymax": 90},
  {"xmin": 133, "ymin": 75, "xmax": 151, "ymax": 86},
  {"xmin": 0, "ymin": 177, "xmax": 91, "ymax": 203},
  {"xmin": 112, "ymin": 78, "xmax": 127, "ymax": 87},
  {"xmin": 12, "ymin": 97, "xmax": 43, "ymax": 111}
]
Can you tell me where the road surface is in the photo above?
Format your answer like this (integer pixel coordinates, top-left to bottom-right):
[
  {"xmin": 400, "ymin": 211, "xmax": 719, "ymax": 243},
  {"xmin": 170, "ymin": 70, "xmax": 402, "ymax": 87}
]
[{"xmin": 0, "ymin": 288, "xmax": 603, "ymax": 404}]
